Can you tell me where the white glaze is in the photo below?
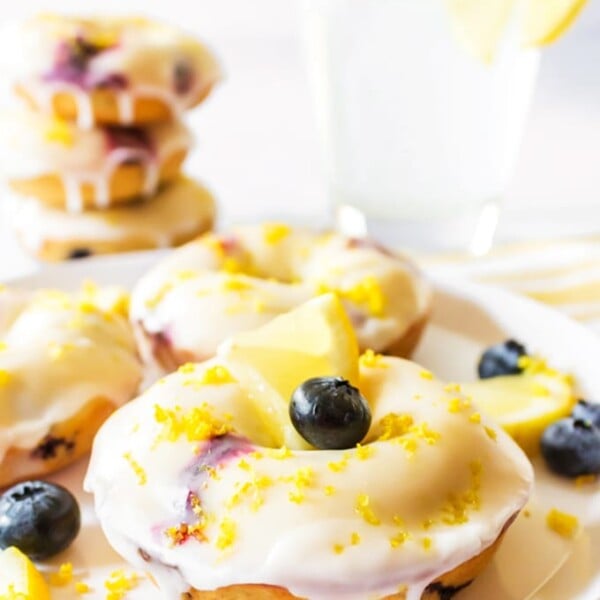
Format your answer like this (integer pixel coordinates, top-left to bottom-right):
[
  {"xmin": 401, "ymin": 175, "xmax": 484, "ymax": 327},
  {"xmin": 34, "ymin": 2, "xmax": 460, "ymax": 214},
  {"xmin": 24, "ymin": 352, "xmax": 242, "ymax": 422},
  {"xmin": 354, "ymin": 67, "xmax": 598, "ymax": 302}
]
[
  {"xmin": 10, "ymin": 176, "xmax": 215, "ymax": 255},
  {"xmin": 85, "ymin": 356, "xmax": 533, "ymax": 599},
  {"xmin": 0, "ymin": 16, "xmax": 220, "ymax": 126},
  {"xmin": 0, "ymin": 109, "xmax": 192, "ymax": 212},
  {"xmin": 0, "ymin": 285, "xmax": 142, "ymax": 461},
  {"xmin": 130, "ymin": 226, "xmax": 432, "ymax": 363}
]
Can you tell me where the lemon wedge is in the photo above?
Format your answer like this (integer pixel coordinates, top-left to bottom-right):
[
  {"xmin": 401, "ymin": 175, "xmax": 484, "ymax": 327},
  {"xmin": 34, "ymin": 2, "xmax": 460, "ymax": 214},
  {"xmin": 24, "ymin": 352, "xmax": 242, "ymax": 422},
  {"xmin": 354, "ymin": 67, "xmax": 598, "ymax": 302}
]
[
  {"xmin": 445, "ymin": 0, "xmax": 587, "ymax": 62},
  {"xmin": 219, "ymin": 293, "xmax": 359, "ymax": 448},
  {"xmin": 523, "ymin": 0, "xmax": 588, "ymax": 45},
  {"xmin": 0, "ymin": 547, "xmax": 50, "ymax": 600},
  {"xmin": 462, "ymin": 369, "xmax": 575, "ymax": 455},
  {"xmin": 445, "ymin": 0, "xmax": 517, "ymax": 63}
]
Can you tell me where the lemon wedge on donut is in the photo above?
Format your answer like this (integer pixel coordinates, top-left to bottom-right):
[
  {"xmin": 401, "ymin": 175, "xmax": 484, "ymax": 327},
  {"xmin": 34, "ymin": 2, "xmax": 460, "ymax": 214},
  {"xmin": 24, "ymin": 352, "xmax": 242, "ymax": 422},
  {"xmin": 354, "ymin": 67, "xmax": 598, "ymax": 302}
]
[
  {"xmin": 0, "ymin": 547, "xmax": 50, "ymax": 600},
  {"xmin": 462, "ymin": 362, "xmax": 575, "ymax": 455},
  {"xmin": 220, "ymin": 293, "xmax": 359, "ymax": 448}
]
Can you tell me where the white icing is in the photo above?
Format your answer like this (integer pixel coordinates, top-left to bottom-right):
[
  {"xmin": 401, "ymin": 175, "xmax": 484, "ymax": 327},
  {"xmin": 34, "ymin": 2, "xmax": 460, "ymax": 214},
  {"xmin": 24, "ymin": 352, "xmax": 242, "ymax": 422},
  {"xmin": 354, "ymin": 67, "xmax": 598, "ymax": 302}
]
[
  {"xmin": 85, "ymin": 357, "xmax": 533, "ymax": 599},
  {"xmin": 0, "ymin": 16, "xmax": 221, "ymax": 126},
  {"xmin": 0, "ymin": 108, "xmax": 192, "ymax": 212},
  {"xmin": 0, "ymin": 286, "xmax": 142, "ymax": 460},
  {"xmin": 130, "ymin": 227, "xmax": 432, "ymax": 362},
  {"xmin": 11, "ymin": 176, "xmax": 215, "ymax": 253}
]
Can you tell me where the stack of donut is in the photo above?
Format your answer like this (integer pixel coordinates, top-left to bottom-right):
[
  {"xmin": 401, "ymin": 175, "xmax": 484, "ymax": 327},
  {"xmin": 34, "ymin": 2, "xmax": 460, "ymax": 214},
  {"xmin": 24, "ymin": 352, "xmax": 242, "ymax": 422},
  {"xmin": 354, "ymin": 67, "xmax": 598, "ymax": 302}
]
[{"xmin": 0, "ymin": 15, "xmax": 218, "ymax": 261}]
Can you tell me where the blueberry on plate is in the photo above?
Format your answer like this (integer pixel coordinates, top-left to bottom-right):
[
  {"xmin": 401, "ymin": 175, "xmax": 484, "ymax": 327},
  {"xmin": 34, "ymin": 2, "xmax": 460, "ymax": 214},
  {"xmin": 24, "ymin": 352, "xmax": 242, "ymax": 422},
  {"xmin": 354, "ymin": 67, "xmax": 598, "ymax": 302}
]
[
  {"xmin": 0, "ymin": 481, "xmax": 80, "ymax": 559},
  {"xmin": 540, "ymin": 418, "xmax": 600, "ymax": 478},
  {"xmin": 571, "ymin": 399, "xmax": 600, "ymax": 428},
  {"xmin": 290, "ymin": 376, "xmax": 371, "ymax": 449},
  {"xmin": 477, "ymin": 339, "xmax": 527, "ymax": 379}
]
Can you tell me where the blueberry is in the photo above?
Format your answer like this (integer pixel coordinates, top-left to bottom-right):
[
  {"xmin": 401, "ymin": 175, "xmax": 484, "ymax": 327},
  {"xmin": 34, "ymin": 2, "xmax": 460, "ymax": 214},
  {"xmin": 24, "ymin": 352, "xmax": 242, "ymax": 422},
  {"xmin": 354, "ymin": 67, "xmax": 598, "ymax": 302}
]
[
  {"xmin": 541, "ymin": 418, "xmax": 600, "ymax": 477},
  {"xmin": 67, "ymin": 248, "xmax": 92, "ymax": 260},
  {"xmin": 289, "ymin": 377, "xmax": 371, "ymax": 449},
  {"xmin": 477, "ymin": 339, "xmax": 527, "ymax": 379},
  {"xmin": 0, "ymin": 481, "xmax": 80, "ymax": 559},
  {"xmin": 572, "ymin": 399, "xmax": 600, "ymax": 428}
]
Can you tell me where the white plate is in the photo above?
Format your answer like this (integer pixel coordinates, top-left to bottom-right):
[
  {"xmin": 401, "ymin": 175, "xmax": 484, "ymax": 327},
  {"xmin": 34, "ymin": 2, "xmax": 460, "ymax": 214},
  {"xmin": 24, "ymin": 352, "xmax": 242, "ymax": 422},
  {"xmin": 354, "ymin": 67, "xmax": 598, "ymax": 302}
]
[{"xmin": 4, "ymin": 252, "xmax": 600, "ymax": 600}]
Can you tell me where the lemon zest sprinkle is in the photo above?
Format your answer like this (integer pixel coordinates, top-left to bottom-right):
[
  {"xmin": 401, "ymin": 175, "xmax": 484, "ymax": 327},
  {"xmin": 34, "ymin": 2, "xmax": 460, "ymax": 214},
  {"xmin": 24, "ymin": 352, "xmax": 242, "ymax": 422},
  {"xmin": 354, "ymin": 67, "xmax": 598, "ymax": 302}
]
[
  {"xmin": 546, "ymin": 509, "xmax": 579, "ymax": 539},
  {"xmin": 215, "ymin": 517, "xmax": 237, "ymax": 550},
  {"xmin": 355, "ymin": 493, "xmax": 380, "ymax": 526},
  {"xmin": 359, "ymin": 349, "xmax": 388, "ymax": 369},
  {"xmin": 122, "ymin": 453, "xmax": 147, "ymax": 485},
  {"xmin": 104, "ymin": 569, "xmax": 139, "ymax": 600},
  {"xmin": 49, "ymin": 562, "xmax": 73, "ymax": 586},
  {"xmin": 263, "ymin": 223, "xmax": 291, "ymax": 244}
]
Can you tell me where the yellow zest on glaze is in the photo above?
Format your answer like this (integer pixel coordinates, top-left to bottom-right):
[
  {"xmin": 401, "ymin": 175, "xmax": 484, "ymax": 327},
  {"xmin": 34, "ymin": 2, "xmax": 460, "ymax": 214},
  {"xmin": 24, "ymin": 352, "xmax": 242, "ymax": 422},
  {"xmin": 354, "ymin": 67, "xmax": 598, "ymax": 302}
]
[
  {"xmin": 324, "ymin": 485, "xmax": 336, "ymax": 496},
  {"xmin": 447, "ymin": 397, "xmax": 471, "ymax": 413},
  {"xmin": 377, "ymin": 413, "xmax": 414, "ymax": 441},
  {"xmin": 49, "ymin": 562, "xmax": 73, "ymax": 586},
  {"xmin": 263, "ymin": 223, "xmax": 291, "ymax": 245},
  {"xmin": 215, "ymin": 517, "xmax": 237, "ymax": 550},
  {"xmin": 221, "ymin": 276, "xmax": 254, "ymax": 292},
  {"xmin": 104, "ymin": 570, "xmax": 139, "ymax": 600},
  {"xmin": 200, "ymin": 365, "xmax": 237, "ymax": 385},
  {"xmin": 227, "ymin": 472, "xmax": 273, "ymax": 511},
  {"xmin": 222, "ymin": 257, "xmax": 244, "ymax": 274},
  {"xmin": 390, "ymin": 530, "xmax": 410, "ymax": 548},
  {"xmin": 153, "ymin": 403, "xmax": 232, "ymax": 444},
  {"xmin": 359, "ymin": 349, "xmax": 388, "ymax": 369},
  {"xmin": 350, "ymin": 532, "xmax": 361, "ymax": 545},
  {"xmin": 440, "ymin": 461, "xmax": 483, "ymax": 525},
  {"xmin": 74, "ymin": 581, "xmax": 90, "ymax": 594},
  {"xmin": 266, "ymin": 446, "xmax": 292, "ymax": 460},
  {"xmin": 421, "ymin": 537, "xmax": 433, "ymax": 550},
  {"xmin": 355, "ymin": 443, "xmax": 375, "ymax": 460},
  {"xmin": 420, "ymin": 370, "xmax": 434, "ymax": 380},
  {"xmin": 355, "ymin": 493, "xmax": 380, "ymax": 526},
  {"xmin": 546, "ymin": 509, "xmax": 579, "ymax": 539},
  {"xmin": 333, "ymin": 543, "xmax": 344, "ymax": 555},
  {"xmin": 444, "ymin": 383, "xmax": 462, "ymax": 393},
  {"xmin": 469, "ymin": 412, "xmax": 482, "ymax": 424},
  {"xmin": 318, "ymin": 277, "xmax": 386, "ymax": 317},
  {"xmin": 0, "ymin": 342, "xmax": 7, "ymax": 352},
  {"xmin": 165, "ymin": 520, "xmax": 207, "ymax": 545},
  {"xmin": 122, "ymin": 453, "xmax": 147, "ymax": 485},
  {"xmin": 44, "ymin": 118, "xmax": 74, "ymax": 146},
  {"xmin": 328, "ymin": 456, "xmax": 349, "ymax": 473}
]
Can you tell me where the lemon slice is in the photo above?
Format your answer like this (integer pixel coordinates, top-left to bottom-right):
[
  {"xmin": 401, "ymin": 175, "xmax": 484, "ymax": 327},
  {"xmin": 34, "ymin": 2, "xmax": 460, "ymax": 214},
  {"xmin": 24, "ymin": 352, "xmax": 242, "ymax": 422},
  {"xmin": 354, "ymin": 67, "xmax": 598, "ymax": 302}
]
[
  {"xmin": 522, "ymin": 0, "xmax": 588, "ymax": 45},
  {"xmin": 219, "ymin": 293, "xmax": 359, "ymax": 448},
  {"xmin": 445, "ymin": 0, "xmax": 517, "ymax": 63},
  {"xmin": 462, "ymin": 370, "xmax": 575, "ymax": 455},
  {"xmin": 445, "ymin": 0, "xmax": 587, "ymax": 62},
  {"xmin": 0, "ymin": 547, "xmax": 50, "ymax": 600}
]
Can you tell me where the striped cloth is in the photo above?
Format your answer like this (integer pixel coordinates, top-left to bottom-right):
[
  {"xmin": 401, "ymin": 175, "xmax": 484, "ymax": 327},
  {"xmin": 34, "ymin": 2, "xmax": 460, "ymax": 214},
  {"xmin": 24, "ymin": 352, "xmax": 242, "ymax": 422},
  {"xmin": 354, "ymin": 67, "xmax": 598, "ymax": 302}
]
[{"xmin": 423, "ymin": 236, "xmax": 600, "ymax": 334}]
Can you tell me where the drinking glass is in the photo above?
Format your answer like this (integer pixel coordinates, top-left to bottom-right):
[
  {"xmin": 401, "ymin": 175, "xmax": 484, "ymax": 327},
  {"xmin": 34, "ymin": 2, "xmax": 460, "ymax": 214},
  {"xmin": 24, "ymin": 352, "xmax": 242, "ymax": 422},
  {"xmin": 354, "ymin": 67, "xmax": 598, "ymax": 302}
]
[{"xmin": 302, "ymin": 0, "xmax": 540, "ymax": 253}]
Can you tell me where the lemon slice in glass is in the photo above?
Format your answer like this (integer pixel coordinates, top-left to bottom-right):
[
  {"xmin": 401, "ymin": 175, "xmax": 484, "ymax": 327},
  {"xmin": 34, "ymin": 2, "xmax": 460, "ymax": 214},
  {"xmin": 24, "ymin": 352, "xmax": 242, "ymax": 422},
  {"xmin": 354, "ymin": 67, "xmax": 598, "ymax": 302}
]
[
  {"xmin": 446, "ymin": 0, "xmax": 587, "ymax": 62},
  {"xmin": 523, "ymin": 0, "xmax": 588, "ymax": 45},
  {"xmin": 219, "ymin": 293, "xmax": 359, "ymax": 448},
  {"xmin": 462, "ymin": 363, "xmax": 575, "ymax": 455},
  {"xmin": 0, "ymin": 547, "xmax": 50, "ymax": 600}
]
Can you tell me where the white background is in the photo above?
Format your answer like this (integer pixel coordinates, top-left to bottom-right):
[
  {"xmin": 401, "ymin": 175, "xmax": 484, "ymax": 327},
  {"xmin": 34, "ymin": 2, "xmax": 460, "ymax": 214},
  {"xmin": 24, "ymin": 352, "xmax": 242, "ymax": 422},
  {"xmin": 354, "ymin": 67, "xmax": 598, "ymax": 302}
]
[{"xmin": 0, "ymin": 0, "xmax": 599, "ymax": 278}]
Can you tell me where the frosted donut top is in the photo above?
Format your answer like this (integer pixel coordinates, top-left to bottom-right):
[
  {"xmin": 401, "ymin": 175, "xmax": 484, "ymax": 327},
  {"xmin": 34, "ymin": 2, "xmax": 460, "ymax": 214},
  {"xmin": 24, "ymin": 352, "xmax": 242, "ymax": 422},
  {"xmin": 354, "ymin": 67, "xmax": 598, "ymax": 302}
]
[
  {"xmin": 11, "ymin": 176, "xmax": 216, "ymax": 253},
  {"xmin": 0, "ymin": 284, "xmax": 142, "ymax": 461},
  {"xmin": 130, "ymin": 225, "xmax": 432, "ymax": 363},
  {"xmin": 0, "ymin": 109, "xmax": 192, "ymax": 211},
  {"xmin": 85, "ymin": 355, "xmax": 533, "ymax": 600},
  {"xmin": 0, "ymin": 15, "xmax": 220, "ymax": 126}
]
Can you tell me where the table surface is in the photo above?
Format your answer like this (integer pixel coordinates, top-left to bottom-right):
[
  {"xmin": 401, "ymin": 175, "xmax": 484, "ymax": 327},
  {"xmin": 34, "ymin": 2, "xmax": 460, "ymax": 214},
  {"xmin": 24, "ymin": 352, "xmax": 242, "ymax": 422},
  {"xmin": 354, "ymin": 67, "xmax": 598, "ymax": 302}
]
[{"xmin": 0, "ymin": 0, "xmax": 599, "ymax": 281}]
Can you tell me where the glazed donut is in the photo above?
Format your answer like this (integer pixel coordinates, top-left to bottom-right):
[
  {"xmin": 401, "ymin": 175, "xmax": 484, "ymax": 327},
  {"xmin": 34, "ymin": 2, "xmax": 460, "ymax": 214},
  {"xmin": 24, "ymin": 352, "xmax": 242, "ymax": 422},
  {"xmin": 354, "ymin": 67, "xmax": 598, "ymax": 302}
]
[
  {"xmin": 130, "ymin": 225, "xmax": 432, "ymax": 370},
  {"xmin": 1, "ymin": 15, "xmax": 220, "ymax": 127},
  {"xmin": 85, "ymin": 350, "xmax": 532, "ymax": 598},
  {"xmin": 10, "ymin": 176, "xmax": 216, "ymax": 262},
  {"xmin": 0, "ymin": 284, "xmax": 142, "ymax": 487},
  {"xmin": 0, "ymin": 109, "xmax": 192, "ymax": 212}
]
